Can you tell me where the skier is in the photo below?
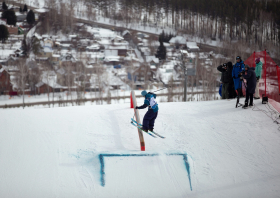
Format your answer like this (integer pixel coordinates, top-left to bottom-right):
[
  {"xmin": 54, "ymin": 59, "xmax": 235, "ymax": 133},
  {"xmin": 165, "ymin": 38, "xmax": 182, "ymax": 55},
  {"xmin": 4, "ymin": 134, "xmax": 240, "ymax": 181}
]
[
  {"xmin": 232, "ymin": 56, "xmax": 245, "ymax": 97},
  {"xmin": 136, "ymin": 90, "xmax": 159, "ymax": 132}
]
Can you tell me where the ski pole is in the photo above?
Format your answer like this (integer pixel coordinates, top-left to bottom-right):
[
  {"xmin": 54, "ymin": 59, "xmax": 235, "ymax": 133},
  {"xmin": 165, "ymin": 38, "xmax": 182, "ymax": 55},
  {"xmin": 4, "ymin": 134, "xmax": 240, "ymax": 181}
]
[{"xmin": 152, "ymin": 86, "xmax": 170, "ymax": 93}]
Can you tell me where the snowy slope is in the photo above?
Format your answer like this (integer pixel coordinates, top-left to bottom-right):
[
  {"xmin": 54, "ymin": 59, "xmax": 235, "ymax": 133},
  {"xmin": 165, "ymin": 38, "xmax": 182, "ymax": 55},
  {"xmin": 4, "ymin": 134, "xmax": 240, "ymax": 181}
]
[{"xmin": 1, "ymin": 99, "xmax": 280, "ymax": 198}]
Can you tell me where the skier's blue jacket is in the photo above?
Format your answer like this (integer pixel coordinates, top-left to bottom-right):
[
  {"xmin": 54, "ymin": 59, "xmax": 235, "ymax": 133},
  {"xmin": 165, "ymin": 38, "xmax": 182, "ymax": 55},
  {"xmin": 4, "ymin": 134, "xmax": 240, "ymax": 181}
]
[
  {"xmin": 137, "ymin": 93, "xmax": 159, "ymax": 112},
  {"xmin": 232, "ymin": 61, "xmax": 245, "ymax": 90}
]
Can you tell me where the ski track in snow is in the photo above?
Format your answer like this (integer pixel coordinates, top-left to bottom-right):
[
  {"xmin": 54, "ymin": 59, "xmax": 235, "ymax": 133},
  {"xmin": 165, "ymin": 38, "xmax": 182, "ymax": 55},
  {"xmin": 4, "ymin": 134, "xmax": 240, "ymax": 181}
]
[{"xmin": 1, "ymin": 100, "xmax": 280, "ymax": 197}]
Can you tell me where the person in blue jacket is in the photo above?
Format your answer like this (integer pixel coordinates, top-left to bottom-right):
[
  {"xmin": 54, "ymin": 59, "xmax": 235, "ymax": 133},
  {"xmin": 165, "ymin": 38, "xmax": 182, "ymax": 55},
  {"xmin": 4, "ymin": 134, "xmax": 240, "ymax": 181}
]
[
  {"xmin": 232, "ymin": 56, "xmax": 245, "ymax": 97},
  {"xmin": 136, "ymin": 90, "xmax": 159, "ymax": 132}
]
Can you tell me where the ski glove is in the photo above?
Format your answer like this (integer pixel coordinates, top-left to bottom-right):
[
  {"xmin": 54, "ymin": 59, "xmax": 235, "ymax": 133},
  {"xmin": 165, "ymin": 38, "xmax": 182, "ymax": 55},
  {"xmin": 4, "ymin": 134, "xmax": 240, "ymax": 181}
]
[
  {"xmin": 256, "ymin": 76, "xmax": 260, "ymax": 81},
  {"xmin": 135, "ymin": 106, "xmax": 139, "ymax": 109}
]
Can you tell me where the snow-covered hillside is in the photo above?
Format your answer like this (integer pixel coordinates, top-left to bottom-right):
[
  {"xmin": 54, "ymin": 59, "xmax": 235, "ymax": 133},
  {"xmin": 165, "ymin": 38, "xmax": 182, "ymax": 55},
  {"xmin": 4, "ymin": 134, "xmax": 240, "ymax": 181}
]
[{"xmin": 1, "ymin": 99, "xmax": 280, "ymax": 198}]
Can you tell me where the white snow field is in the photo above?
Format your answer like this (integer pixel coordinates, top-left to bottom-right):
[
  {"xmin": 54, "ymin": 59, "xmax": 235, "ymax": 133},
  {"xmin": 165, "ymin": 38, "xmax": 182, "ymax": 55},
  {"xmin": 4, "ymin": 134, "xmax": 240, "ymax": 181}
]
[{"xmin": 1, "ymin": 99, "xmax": 280, "ymax": 198}]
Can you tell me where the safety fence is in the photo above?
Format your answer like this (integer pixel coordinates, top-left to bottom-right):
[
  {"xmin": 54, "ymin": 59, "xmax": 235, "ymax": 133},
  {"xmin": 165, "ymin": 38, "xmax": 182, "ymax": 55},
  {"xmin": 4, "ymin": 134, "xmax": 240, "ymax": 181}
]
[{"xmin": 244, "ymin": 50, "xmax": 280, "ymax": 112}]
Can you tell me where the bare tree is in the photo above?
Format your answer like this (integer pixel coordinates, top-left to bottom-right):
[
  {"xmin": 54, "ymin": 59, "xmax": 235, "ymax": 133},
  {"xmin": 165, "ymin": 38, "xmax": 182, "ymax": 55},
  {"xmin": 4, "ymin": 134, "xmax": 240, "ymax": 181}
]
[
  {"xmin": 95, "ymin": 60, "xmax": 104, "ymax": 104},
  {"xmin": 167, "ymin": 76, "xmax": 175, "ymax": 102},
  {"xmin": 64, "ymin": 62, "xmax": 74, "ymax": 105},
  {"xmin": 15, "ymin": 59, "xmax": 29, "ymax": 109},
  {"xmin": 27, "ymin": 61, "xmax": 41, "ymax": 95},
  {"xmin": 148, "ymin": 34, "xmax": 158, "ymax": 55}
]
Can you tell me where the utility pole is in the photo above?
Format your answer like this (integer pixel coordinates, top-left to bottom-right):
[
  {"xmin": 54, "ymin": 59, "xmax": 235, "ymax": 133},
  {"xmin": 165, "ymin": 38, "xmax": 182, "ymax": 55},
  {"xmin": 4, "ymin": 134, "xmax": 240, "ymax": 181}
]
[{"xmin": 181, "ymin": 52, "xmax": 187, "ymax": 102}]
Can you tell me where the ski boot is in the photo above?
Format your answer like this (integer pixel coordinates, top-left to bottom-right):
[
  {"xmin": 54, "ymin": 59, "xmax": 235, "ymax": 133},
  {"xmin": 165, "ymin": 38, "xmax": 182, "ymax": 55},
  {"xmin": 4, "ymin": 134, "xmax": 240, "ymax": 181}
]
[
  {"xmin": 140, "ymin": 127, "xmax": 148, "ymax": 132},
  {"xmin": 243, "ymin": 102, "xmax": 248, "ymax": 109}
]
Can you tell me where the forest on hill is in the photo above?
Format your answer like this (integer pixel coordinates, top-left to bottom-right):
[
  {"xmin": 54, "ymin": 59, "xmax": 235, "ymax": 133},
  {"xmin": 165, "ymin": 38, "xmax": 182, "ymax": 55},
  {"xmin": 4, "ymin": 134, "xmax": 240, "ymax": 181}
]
[{"xmin": 86, "ymin": 0, "xmax": 280, "ymax": 50}]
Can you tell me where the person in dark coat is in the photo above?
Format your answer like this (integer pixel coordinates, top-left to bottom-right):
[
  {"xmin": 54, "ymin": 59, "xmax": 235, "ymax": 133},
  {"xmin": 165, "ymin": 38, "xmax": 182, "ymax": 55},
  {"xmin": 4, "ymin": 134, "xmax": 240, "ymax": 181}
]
[
  {"xmin": 136, "ymin": 90, "xmax": 159, "ymax": 132},
  {"xmin": 217, "ymin": 63, "xmax": 232, "ymax": 99},
  {"xmin": 232, "ymin": 56, "xmax": 245, "ymax": 97},
  {"xmin": 227, "ymin": 62, "xmax": 237, "ymax": 99},
  {"xmin": 242, "ymin": 65, "xmax": 257, "ymax": 108}
]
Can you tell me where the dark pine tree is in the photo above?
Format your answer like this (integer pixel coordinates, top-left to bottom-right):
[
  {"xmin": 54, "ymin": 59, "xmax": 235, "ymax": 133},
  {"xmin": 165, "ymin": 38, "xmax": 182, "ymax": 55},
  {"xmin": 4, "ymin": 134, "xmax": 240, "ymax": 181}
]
[
  {"xmin": 2, "ymin": 1, "xmax": 8, "ymax": 10},
  {"xmin": 0, "ymin": 24, "xmax": 9, "ymax": 43},
  {"xmin": 156, "ymin": 41, "xmax": 166, "ymax": 60},
  {"xmin": 19, "ymin": 7, "xmax": 23, "ymax": 13},
  {"xmin": 159, "ymin": 31, "xmax": 164, "ymax": 43},
  {"xmin": 168, "ymin": 32, "xmax": 173, "ymax": 42},
  {"xmin": 23, "ymin": 4, "xmax": 28, "ymax": 12},
  {"xmin": 1, "ymin": 10, "xmax": 17, "ymax": 26},
  {"xmin": 26, "ymin": 10, "xmax": 35, "ymax": 25}
]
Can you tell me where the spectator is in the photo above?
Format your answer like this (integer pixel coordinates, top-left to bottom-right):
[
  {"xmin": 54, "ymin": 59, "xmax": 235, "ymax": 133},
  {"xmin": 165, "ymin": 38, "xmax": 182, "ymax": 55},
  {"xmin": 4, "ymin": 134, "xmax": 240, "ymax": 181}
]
[
  {"xmin": 227, "ymin": 62, "xmax": 236, "ymax": 99},
  {"xmin": 242, "ymin": 65, "xmax": 257, "ymax": 108},
  {"xmin": 254, "ymin": 58, "xmax": 263, "ymax": 99},
  {"xmin": 217, "ymin": 63, "xmax": 231, "ymax": 99},
  {"xmin": 232, "ymin": 56, "xmax": 245, "ymax": 97}
]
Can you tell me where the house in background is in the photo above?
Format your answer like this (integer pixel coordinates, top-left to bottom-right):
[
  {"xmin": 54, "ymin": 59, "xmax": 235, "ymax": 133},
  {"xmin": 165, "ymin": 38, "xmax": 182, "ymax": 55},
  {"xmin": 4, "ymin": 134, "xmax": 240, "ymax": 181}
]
[
  {"xmin": 16, "ymin": 14, "xmax": 27, "ymax": 22},
  {"xmin": 7, "ymin": 25, "xmax": 18, "ymax": 35},
  {"xmin": 35, "ymin": 82, "xmax": 53, "ymax": 94},
  {"xmin": 186, "ymin": 42, "xmax": 200, "ymax": 52},
  {"xmin": 0, "ymin": 19, "xmax": 7, "ymax": 25},
  {"xmin": 109, "ymin": 46, "xmax": 128, "ymax": 57},
  {"xmin": 169, "ymin": 36, "xmax": 186, "ymax": 48},
  {"xmin": 0, "ymin": 67, "xmax": 12, "ymax": 94},
  {"xmin": 43, "ymin": 38, "xmax": 54, "ymax": 48},
  {"xmin": 104, "ymin": 49, "xmax": 122, "ymax": 66},
  {"xmin": 59, "ymin": 53, "xmax": 77, "ymax": 66},
  {"xmin": 122, "ymin": 30, "xmax": 131, "ymax": 41},
  {"xmin": 145, "ymin": 56, "xmax": 159, "ymax": 66},
  {"xmin": 111, "ymin": 36, "xmax": 125, "ymax": 44}
]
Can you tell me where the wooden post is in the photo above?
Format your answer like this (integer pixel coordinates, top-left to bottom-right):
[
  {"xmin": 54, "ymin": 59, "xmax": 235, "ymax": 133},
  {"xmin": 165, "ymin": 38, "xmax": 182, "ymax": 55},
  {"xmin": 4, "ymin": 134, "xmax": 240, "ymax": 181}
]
[{"xmin": 131, "ymin": 90, "xmax": 145, "ymax": 151}]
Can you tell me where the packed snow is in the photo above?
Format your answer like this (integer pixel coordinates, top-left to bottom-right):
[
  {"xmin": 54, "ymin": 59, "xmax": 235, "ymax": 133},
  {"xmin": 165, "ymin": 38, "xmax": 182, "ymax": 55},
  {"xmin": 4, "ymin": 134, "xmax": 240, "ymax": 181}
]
[{"xmin": 1, "ymin": 98, "xmax": 280, "ymax": 197}]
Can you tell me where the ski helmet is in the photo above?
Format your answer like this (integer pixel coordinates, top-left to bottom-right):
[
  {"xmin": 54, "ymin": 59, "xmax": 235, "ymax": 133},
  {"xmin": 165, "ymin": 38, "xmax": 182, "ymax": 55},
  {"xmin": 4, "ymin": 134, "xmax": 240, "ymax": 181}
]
[
  {"xmin": 236, "ymin": 56, "xmax": 241, "ymax": 60},
  {"xmin": 141, "ymin": 90, "xmax": 148, "ymax": 97}
]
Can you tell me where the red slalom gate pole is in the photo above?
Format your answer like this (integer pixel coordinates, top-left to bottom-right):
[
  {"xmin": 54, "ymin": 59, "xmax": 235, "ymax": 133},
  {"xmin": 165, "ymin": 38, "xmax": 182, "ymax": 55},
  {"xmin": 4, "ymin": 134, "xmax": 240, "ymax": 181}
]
[
  {"xmin": 253, "ymin": 51, "xmax": 255, "ymax": 67},
  {"xmin": 130, "ymin": 93, "xmax": 134, "ymax": 108},
  {"xmin": 131, "ymin": 91, "xmax": 145, "ymax": 151},
  {"xmin": 276, "ymin": 65, "xmax": 280, "ymax": 95},
  {"xmin": 265, "ymin": 49, "xmax": 267, "ymax": 96}
]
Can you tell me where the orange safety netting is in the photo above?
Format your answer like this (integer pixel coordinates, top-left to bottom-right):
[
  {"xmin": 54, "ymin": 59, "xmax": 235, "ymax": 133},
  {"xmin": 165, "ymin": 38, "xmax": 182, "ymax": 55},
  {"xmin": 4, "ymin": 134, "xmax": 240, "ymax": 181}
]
[{"xmin": 244, "ymin": 50, "xmax": 280, "ymax": 113}]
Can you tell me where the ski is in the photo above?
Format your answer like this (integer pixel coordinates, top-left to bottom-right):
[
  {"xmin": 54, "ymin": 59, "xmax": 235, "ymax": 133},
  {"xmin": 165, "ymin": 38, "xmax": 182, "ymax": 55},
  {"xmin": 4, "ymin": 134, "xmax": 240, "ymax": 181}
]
[
  {"xmin": 130, "ymin": 121, "xmax": 157, "ymax": 138},
  {"xmin": 131, "ymin": 118, "xmax": 165, "ymax": 139},
  {"xmin": 236, "ymin": 96, "xmax": 243, "ymax": 108}
]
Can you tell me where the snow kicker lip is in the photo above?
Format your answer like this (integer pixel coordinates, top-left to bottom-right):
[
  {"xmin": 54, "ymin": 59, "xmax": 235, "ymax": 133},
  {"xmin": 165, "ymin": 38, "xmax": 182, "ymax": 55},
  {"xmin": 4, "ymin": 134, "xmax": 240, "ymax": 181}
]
[{"xmin": 99, "ymin": 153, "xmax": 192, "ymax": 191}]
